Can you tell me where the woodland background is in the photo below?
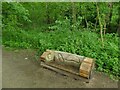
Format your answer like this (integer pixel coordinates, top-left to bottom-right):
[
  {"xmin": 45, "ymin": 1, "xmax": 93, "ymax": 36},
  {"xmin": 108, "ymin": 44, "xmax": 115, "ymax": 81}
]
[{"xmin": 2, "ymin": 2, "xmax": 120, "ymax": 79}]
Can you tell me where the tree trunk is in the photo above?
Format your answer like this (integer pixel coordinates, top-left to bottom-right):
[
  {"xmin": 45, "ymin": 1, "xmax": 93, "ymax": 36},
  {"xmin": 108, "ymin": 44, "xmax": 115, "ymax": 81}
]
[
  {"xmin": 117, "ymin": 21, "xmax": 120, "ymax": 35},
  {"xmin": 117, "ymin": 16, "xmax": 120, "ymax": 33},
  {"xmin": 107, "ymin": 2, "xmax": 113, "ymax": 32},
  {"xmin": 117, "ymin": 6, "xmax": 120, "ymax": 34},
  {"xmin": 108, "ymin": 2, "xmax": 113, "ymax": 24},
  {"xmin": 46, "ymin": 3, "xmax": 50, "ymax": 24},
  {"xmin": 95, "ymin": 17, "xmax": 98, "ymax": 31},
  {"xmin": 96, "ymin": 3, "xmax": 104, "ymax": 47},
  {"xmin": 103, "ymin": 20, "xmax": 106, "ymax": 36},
  {"xmin": 85, "ymin": 17, "xmax": 88, "ymax": 29},
  {"xmin": 71, "ymin": 2, "xmax": 76, "ymax": 30}
]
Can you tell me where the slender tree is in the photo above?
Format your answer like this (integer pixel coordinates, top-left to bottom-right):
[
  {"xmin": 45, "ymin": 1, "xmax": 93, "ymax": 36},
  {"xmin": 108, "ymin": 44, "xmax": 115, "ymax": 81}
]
[
  {"xmin": 107, "ymin": 2, "xmax": 113, "ymax": 33},
  {"xmin": 46, "ymin": 2, "xmax": 50, "ymax": 24},
  {"xmin": 71, "ymin": 1, "xmax": 76, "ymax": 30},
  {"xmin": 96, "ymin": 2, "xmax": 104, "ymax": 47}
]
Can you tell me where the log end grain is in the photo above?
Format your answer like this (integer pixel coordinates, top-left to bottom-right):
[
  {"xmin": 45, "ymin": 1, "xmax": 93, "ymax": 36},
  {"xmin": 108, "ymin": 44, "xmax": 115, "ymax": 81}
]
[
  {"xmin": 79, "ymin": 58, "xmax": 94, "ymax": 79},
  {"xmin": 40, "ymin": 50, "xmax": 55, "ymax": 62}
]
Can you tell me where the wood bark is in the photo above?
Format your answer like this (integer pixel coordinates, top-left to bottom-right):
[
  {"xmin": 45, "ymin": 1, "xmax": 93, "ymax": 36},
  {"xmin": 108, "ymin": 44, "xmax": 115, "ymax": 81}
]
[
  {"xmin": 40, "ymin": 50, "xmax": 94, "ymax": 80},
  {"xmin": 103, "ymin": 19, "xmax": 106, "ymax": 36},
  {"xmin": 96, "ymin": 3, "xmax": 104, "ymax": 47},
  {"xmin": 46, "ymin": 50, "xmax": 85, "ymax": 68},
  {"xmin": 107, "ymin": 2, "xmax": 113, "ymax": 32},
  {"xmin": 41, "ymin": 62, "xmax": 90, "ymax": 82}
]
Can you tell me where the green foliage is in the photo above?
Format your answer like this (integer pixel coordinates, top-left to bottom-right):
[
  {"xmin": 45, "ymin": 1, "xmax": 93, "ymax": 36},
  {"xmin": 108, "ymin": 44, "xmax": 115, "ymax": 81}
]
[
  {"xmin": 2, "ymin": 28, "xmax": 119, "ymax": 78},
  {"xmin": 2, "ymin": 2, "xmax": 119, "ymax": 79},
  {"xmin": 2, "ymin": 2, "xmax": 31, "ymax": 29},
  {"xmin": 48, "ymin": 17, "xmax": 71, "ymax": 31}
]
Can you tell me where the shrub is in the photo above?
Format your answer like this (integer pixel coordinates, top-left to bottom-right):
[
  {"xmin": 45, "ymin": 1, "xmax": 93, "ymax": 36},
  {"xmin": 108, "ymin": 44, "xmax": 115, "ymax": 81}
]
[{"xmin": 2, "ymin": 29, "xmax": 119, "ymax": 78}]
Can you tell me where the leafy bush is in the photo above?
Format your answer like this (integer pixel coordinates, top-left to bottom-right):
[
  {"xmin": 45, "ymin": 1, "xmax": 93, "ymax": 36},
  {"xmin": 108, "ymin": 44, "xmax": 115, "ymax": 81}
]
[
  {"xmin": 2, "ymin": 29, "xmax": 119, "ymax": 78},
  {"xmin": 48, "ymin": 17, "xmax": 71, "ymax": 31},
  {"xmin": 2, "ymin": 2, "xmax": 31, "ymax": 29}
]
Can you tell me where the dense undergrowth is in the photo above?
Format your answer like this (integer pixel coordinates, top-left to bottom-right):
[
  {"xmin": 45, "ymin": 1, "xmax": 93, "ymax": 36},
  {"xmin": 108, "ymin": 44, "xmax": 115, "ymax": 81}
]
[
  {"xmin": 2, "ymin": 28, "xmax": 119, "ymax": 79},
  {"xmin": 2, "ymin": 2, "xmax": 119, "ymax": 80}
]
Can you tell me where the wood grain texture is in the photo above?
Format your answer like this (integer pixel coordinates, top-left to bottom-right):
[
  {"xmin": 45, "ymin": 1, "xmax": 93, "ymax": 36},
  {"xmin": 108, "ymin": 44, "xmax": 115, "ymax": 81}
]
[{"xmin": 40, "ymin": 49, "xmax": 95, "ymax": 79}]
